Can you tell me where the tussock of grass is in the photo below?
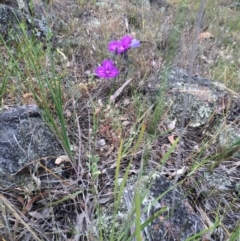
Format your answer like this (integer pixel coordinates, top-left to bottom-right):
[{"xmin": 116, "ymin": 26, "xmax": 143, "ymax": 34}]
[{"xmin": 0, "ymin": 0, "xmax": 240, "ymax": 240}]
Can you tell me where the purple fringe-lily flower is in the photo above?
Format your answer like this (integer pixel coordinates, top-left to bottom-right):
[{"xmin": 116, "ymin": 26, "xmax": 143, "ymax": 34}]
[
  {"xmin": 108, "ymin": 35, "xmax": 133, "ymax": 54},
  {"xmin": 130, "ymin": 39, "xmax": 140, "ymax": 48},
  {"xmin": 95, "ymin": 59, "xmax": 120, "ymax": 79}
]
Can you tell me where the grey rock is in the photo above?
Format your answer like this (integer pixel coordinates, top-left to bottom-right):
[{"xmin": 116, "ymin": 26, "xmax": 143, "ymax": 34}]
[
  {"xmin": 0, "ymin": 105, "xmax": 64, "ymax": 187},
  {"xmin": 149, "ymin": 175, "xmax": 203, "ymax": 241},
  {"xmin": 135, "ymin": 0, "xmax": 170, "ymax": 10},
  {"xmin": 0, "ymin": 3, "xmax": 50, "ymax": 42},
  {"xmin": 144, "ymin": 67, "xmax": 237, "ymax": 128},
  {"xmin": 91, "ymin": 174, "xmax": 203, "ymax": 241},
  {"xmin": 166, "ymin": 68, "xmax": 228, "ymax": 127},
  {"xmin": 149, "ymin": 0, "xmax": 171, "ymax": 8},
  {"xmin": 0, "ymin": 0, "xmax": 18, "ymax": 8},
  {"xmin": 137, "ymin": 0, "xmax": 151, "ymax": 9}
]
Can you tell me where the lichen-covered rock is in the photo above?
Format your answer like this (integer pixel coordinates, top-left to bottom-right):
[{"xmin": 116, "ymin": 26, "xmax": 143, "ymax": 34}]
[
  {"xmin": 165, "ymin": 68, "xmax": 230, "ymax": 127},
  {"xmin": 0, "ymin": 0, "xmax": 18, "ymax": 8},
  {"xmin": 144, "ymin": 67, "xmax": 239, "ymax": 128},
  {"xmin": 149, "ymin": 175, "xmax": 203, "ymax": 241},
  {"xmin": 0, "ymin": 105, "xmax": 64, "ymax": 187},
  {"xmin": 0, "ymin": 4, "xmax": 50, "ymax": 42},
  {"xmin": 91, "ymin": 174, "xmax": 204, "ymax": 241}
]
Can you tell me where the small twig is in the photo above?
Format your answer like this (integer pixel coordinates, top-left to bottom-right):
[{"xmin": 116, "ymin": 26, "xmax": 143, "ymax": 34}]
[{"xmin": 110, "ymin": 78, "xmax": 133, "ymax": 103}]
